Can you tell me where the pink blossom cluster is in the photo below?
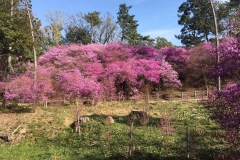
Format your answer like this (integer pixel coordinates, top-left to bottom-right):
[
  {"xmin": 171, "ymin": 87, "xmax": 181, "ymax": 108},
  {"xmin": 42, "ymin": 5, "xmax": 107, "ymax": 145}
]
[
  {"xmin": 211, "ymin": 38, "xmax": 240, "ymax": 81},
  {"xmin": 0, "ymin": 65, "xmax": 54, "ymax": 103},
  {"xmin": 206, "ymin": 83, "xmax": 240, "ymax": 147},
  {"xmin": 1, "ymin": 42, "xmax": 182, "ymax": 102}
]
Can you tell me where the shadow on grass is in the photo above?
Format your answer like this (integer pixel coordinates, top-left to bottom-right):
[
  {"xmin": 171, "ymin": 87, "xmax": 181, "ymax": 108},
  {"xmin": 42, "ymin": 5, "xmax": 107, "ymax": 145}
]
[
  {"xmin": 0, "ymin": 104, "xmax": 33, "ymax": 113},
  {"xmin": 86, "ymin": 113, "xmax": 161, "ymax": 128},
  {"xmin": 33, "ymin": 113, "xmax": 231, "ymax": 160}
]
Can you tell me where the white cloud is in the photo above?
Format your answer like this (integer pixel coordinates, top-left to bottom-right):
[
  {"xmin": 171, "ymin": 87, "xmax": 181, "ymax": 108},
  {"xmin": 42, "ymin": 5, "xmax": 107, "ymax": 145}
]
[{"xmin": 217, "ymin": 0, "xmax": 230, "ymax": 2}]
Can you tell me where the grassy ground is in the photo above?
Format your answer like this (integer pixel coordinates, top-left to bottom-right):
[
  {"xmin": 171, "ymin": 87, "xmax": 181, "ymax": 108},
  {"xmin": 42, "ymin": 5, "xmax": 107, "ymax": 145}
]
[{"xmin": 0, "ymin": 100, "xmax": 234, "ymax": 159}]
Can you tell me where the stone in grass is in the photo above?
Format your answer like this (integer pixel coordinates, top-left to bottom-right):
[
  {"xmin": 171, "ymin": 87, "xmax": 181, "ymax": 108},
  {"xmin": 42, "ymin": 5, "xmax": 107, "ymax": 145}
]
[
  {"xmin": 0, "ymin": 135, "xmax": 15, "ymax": 142},
  {"xmin": 0, "ymin": 135, "xmax": 9, "ymax": 142},
  {"xmin": 105, "ymin": 116, "xmax": 114, "ymax": 124},
  {"xmin": 70, "ymin": 117, "xmax": 90, "ymax": 131},
  {"xmin": 83, "ymin": 100, "xmax": 92, "ymax": 106}
]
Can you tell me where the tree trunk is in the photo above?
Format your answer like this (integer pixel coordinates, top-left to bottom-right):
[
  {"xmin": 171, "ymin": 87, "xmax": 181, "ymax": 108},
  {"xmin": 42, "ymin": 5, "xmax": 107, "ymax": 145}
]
[
  {"xmin": 24, "ymin": 0, "xmax": 38, "ymax": 110},
  {"xmin": 7, "ymin": 54, "xmax": 14, "ymax": 80},
  {"xmin": 7, "ymin": 0, "xmax": 14, "ymax": 81},
  {"xmin": 205, "ymin": 32, "xmax": 209, "ymax": 42},
  {"xmin": 128, "ymin": 121, "xmax": 134, "ymax": 158},
  {"xmin": 210, "ymin": 0, "xmax": 221, "ymax": 91}
]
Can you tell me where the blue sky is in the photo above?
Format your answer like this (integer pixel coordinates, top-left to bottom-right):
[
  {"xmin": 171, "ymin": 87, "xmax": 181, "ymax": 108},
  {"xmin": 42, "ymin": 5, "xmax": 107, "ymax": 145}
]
[{"xmin": 32, "ymin": 0, "xmax": 229, "ymax": 46}]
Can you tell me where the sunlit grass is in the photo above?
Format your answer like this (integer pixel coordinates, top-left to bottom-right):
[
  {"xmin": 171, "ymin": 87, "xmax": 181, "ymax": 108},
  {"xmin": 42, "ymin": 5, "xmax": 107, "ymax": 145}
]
[{"xmin": 0, "ymin": 101, "xmax": 232, "ymax": 159}]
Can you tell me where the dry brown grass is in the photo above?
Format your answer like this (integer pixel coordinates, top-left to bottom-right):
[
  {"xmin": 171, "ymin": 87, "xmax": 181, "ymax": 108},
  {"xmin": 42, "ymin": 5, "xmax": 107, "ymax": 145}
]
[{"xmin": 0, "ymin": 97, "xmax": 196, "ymax": 144}]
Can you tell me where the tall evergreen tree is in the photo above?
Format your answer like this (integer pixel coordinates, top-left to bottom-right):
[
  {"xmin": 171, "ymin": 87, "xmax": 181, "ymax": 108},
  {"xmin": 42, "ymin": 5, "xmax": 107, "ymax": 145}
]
[
  {"xmin": 116, "ymin": 3, "xmax": 153, "ymax": 45},
  {"xmin": 175, "ymin": 0, "xmax": 228, "ymax": 47},
  {"xmin": 117, "ymin": 3, "xmax": 138, "ymax": 43},
  {"xmin": 0, "ymin": 0, "xmax": 41, "ymax": 77},
  {"xmin": 230, "ymin": 0, "xmax": 240, "ymax": 7},
  {"xmin": 64, "ymin": 26, "xmax": 91, "ymax": 45},
  {"xmin": 226, "ymin": 0, "xmax": 240, "ymax": 39},
  {"xmin": 83, "ymin": 11, "xmax": 102, "ymax": 43}
]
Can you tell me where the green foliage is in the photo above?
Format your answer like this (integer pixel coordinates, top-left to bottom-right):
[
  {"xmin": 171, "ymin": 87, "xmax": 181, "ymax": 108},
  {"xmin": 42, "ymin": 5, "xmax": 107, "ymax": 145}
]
[
  {"xmin": 0, "ymin": 101, "xmax": 235, "ymax": 159},
  {"xmin": 64, "ymin": 11, "xmax": 119, "ymax": 45},
  {"xmin": 0, "ymin": 0, "xmax": 42, "ymax": 77},
  {"xmin": 154, "ymin": 37, "xmax": 173, "ymax": 49},
  {"xmin": 176, "ymin": 0, "xmax": 229, "ymax": 47},
  {"xmin": 84, "ymin": 11, "xmax": 102, "ymax": 28},
  {"xmin": 229, "ymin": 0, "xmax": 240, "ymax": 8},
  {"xmin": 64, "ymin": 26, "xmax": 91, "ymax": 44},
  {"xmin": 223, "ymin": 1, "xmax": 240, "ymax": 39},
  {"xmin": 117, "ymin": 3, "xmax": 138, "ymax": 42},
  {"xmin": 44, "ymin": 10, "xmax": 67, "ymax": 47},
  {"xmin": 83, "ymin": 11, "xmax": 102, "ymax": 43},
  {"xmin": 117, "ymin": 3, "xmax": 153, "ymax": 46},
  {"xmin": 0, "ymin": 0, "xmax": 40, "ymax": 55}
]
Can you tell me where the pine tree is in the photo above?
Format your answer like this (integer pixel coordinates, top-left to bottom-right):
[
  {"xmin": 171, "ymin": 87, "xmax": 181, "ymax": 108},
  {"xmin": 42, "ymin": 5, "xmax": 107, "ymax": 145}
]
[
  {"xmin": 175, "ymin": 0, "xmax": 228, "ymax": 47},
  {"xmin": 0, "ymin": 0, "xmax": 41, "ymax": 78},
  {"xmin": 117, "ymin": 3, "xmax": 153, "ymax": 46},
  {"xmin": 83, "ymin": 11, "xmax": 102, "ymax": 43},
  {"xmin": 117, "ymin": 4, "xmax": 137, "ymax": 42}
]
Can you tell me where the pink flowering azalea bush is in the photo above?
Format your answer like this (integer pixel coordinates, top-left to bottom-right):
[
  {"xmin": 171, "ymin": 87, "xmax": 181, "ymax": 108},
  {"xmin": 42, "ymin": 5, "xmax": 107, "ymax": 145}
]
[
  {"xmin": 159, "ymin": 46, "xmax": 187, "ymax": 63},
  {"xmin": 134, "ymin": 45, "xmax": 158, "ymax": 59},
  {"xmin": 158, "ymin": 46, "xmax": 188, "ymax": 85},
  {"xmin": 3, "ymin": 76, "xmax": 34, "ymax": 102},
  {"xmin": 212, "ymin": 38, "xmax": 240, "ymax": 82},
  {"xmin": 185, "ymin": 42, "xmax": 216, "ymax": 87},
  {"xmin": 2, "ymin": 42, "xmax": 182, "ymax": 102},
  {"xmin": 56, "ymin": 69, "xmax": 101, "ymax": 99},
  {"xmin": 203, "ymin": 38, "xmax": 240, "ymax": 157},
  {"xmin": 1, "ymin": 65, "xmax": 54, "ymax": 103},
  {"xmin": 97, "ymin": 42, "xmax": 134, "ymax": 64},
  {"xmin": 205, "ymin": 83, "xmax": 240, "ymax": 154}
]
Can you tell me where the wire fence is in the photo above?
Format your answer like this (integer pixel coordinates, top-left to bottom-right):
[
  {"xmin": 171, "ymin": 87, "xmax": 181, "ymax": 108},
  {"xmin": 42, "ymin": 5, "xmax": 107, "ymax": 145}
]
[{"xmin": 151, "ymin": 89, "xmax": 210, "ymax": 103}]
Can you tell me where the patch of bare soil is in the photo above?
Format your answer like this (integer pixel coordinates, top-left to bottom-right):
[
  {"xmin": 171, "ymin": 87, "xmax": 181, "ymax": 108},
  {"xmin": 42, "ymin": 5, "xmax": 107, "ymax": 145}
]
[
  {"xmin": 0, "ymin": 107, "xmax": 56, "ymax": 144},
  {"xmin": 64, "ymin": 117, "xmax": 73, "ymax": 127}
]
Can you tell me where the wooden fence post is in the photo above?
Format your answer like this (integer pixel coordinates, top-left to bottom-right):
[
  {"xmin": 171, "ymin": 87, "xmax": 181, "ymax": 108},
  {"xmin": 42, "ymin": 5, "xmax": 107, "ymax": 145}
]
[
  {"xmin": 186, "ymin": 127, "xmax": 190, "ymax": 159},
  {"xmin": 129, "ymin": 121, "xmax": 134, "ymax": 158},
  {"xmin": 181, "ymin": 92, "xmax": 184, "ymax": 99}
]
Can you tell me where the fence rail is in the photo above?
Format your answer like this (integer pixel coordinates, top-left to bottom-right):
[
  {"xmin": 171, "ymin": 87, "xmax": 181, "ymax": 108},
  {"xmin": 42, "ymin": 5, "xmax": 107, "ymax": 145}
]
[{"xmin": 152, "ymin": 89, "xmax": 209, "ymax": 102}]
